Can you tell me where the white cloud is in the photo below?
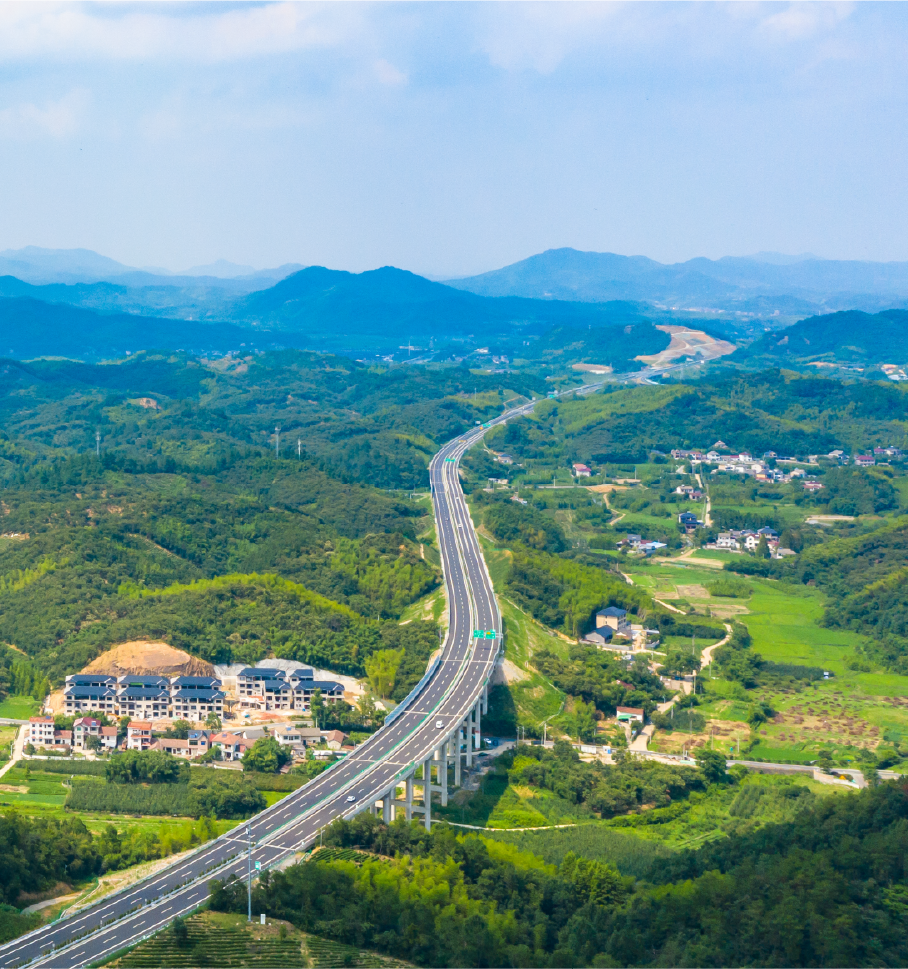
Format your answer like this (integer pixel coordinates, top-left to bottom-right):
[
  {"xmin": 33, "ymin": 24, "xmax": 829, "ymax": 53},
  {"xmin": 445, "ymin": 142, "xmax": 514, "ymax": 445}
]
[
  {"xmin": 476, "ymin": 2, "xmax": 624, "ymax": 74},
  {"xmin": 0, "ymin": 2, "xmax": 362, "ymax": 63},
  {"xmin": 0, "ymin": 0, "xmax": 856, "ymax": 67},
  {"xmin": 0, "ymin": 88, "xmax": 88, "ymax": 138},
  {"xmin": 374, "ymin": 59, "xmax": 407, "ymax": 87},
  {"xmin": 759, "ymin": 2, "xmax": 854, "ymax": 42}
]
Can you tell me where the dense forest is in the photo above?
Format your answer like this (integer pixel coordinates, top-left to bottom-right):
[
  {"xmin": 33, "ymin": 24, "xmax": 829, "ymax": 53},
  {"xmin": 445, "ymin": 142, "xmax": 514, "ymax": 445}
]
[
  {"xmin": 0, "ymin": 811, "xmax": 223, "ymax": 944},
  {"xmin": 209, "ymin": 775, "xmax": 908, "ymax": 968},
  {"xmin": 0, "ymin": 349, "xmax": 544, "ymax": 488},
  {"xmin": 484, "ymin": 372, "xmax": 908, "ymax": 465},
  {"xmin": 0, "ymin": 450, "xmax": 440, "ymax": 681}
]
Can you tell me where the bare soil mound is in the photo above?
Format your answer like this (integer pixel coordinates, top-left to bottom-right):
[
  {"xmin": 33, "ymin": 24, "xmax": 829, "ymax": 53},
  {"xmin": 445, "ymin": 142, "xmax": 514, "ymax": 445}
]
[{"xmin": 83, "ymin": 641, "xmax": 213, "ymax": 677}]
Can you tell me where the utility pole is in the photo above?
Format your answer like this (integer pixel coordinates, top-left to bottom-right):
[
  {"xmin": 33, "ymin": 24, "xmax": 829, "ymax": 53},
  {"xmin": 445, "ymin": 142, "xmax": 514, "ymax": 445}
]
[
  {"xmin": 246, "ymin": 825, "xmax": 253, "ymax": 922},
  {"xmin": 95, "ymin": 429, "xmax": 100, "ymax": 458}
]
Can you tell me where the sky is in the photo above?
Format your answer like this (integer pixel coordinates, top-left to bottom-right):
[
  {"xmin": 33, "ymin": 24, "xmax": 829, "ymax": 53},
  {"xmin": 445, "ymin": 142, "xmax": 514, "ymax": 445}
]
[{"xmin": 0, "ymin": 1, "xmax": 906, "ymax": 277}]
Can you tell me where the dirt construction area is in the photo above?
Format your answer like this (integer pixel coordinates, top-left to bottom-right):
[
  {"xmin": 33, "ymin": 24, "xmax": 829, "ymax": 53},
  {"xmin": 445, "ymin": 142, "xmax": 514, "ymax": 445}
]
[
  {"xmin": 83, "ymin": 641, "xmax": 215, "ymax": 677},
  {"xmin": 635, "ymin": 325, "xmax": 737, "ymax": 367}
]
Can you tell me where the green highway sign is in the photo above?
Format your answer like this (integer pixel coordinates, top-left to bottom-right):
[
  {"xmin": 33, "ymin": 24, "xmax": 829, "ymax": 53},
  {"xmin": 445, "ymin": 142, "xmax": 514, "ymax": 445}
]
[
  {"xmin": 445, "ymin": 457, "xmax": 455, "ymax": 462},
  {"xmin": 473, "ymin": 630, "xmax": 497, "ymax": 639}
]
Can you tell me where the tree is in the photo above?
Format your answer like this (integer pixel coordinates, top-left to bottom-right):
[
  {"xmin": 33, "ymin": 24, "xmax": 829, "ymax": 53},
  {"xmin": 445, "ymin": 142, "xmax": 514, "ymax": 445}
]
[
  {"xmin": 242, "ymin": 736, "xmax": 291, "ymax": 774},
  {"xmin": 694, "ymin": 746, "xmax": 728, "ymax": 784},
  {"xmin": 171, "ymin": 916, "xmax": 189, "ymax": 946},
  {"xmin": 364, "ymin": 649, "xmax": 404, "ymax": 699},
  {"xmin": 660, "ymin": 652, "xmax": 701, "ymax": 677},
  {"xmin": 755, "ymin": 535, "xmax": 770, "ymax": 559},
  {"xmin": 574, "ymin": 698, "xmax": 597, "ymax": 743},
  {"xmin": 862, "ymin": 765, "xmax": 880, "ymax": 788},
  {"xmin": 106, "ymin": 749, "xmax": 187, "ymax": 784},
  {"xmin": 85, "ymin": 735, "xmax": 102, "ymax": 752},
  {"xmin": 165, "ymin": 720, "xmax": 192, "ymax": 740},
  {"xmin": 205, "ymin": 713, "xmax": 222, "ymax": 731},
  {"xmin": 356, "ymin": 694, "xmax": 379, "ymax": 728},
  {"xmin": 309, "ymin": 688, "xmax": 326, "ymax": 729}
]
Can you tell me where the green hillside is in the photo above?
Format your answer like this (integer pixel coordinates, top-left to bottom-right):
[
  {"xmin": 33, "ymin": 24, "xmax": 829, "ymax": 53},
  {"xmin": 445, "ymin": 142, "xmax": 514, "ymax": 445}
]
[
  {"xmin": 734, "ymin": 309, "xmax": 908, "ymax": 367},
  {"xmin": 482, "ymin": 372, "xmax": 908, "ymax": 464}
]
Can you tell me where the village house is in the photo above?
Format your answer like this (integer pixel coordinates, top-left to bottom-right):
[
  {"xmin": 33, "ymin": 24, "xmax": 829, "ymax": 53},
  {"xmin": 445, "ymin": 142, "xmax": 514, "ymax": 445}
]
[
  {"xmin": 62, "ymin": 674, "xmax": 118, "ymax": 716},
  {"xmin": 170, "ymin": 676, "xmax": 225, "ymax": 720},
  {"xmin": 236, "ymin": 667, "xmax": 344, "ymax": 714},
  {"xmin": 126, "ymin": 720, "xmax": 153, "ymax": 751},
  {"xmin": 678, "ymin": 511, "xmax": 701, "ymax": 530},
  {"xmin": 854, "ymin": 454, "xmax": 875, "ymax": 467},
  {"xmin": 596, "ymin": 606, "xmax": 631, "ymax": 636},
  {"xmin": 208, "ymin": 732, "xmax": 249, "ymax": 761},
  {"xmin": 572, "ymin": 463, "xmax": 592, "ymax": 477},
  {"xmin": 583, "ymin": 627, "xmax": 614, "ymax": 647},
  {"xmin": 28, "ymin": 716, "xmax": 55, "ymax": 748},
  {"xmin": 616, "ymin": 706, "xmax": 644, "ymax": 723}
]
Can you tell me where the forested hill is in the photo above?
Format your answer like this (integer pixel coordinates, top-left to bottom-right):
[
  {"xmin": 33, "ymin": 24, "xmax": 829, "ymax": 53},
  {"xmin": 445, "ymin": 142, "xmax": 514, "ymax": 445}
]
[
  {"xmin": 0, "ymin": 293, "xmax": 304, "ymax": 360},
  {"xmin": 0, "ymin": 348, "xmax": 544, "ymax": 685},
  {"xmin": 733, "ymin": 308, "xmax": 908, "ymax": 367},
  {"xmin": 229, "ymin": 265, "xmax": 659, "ymax": 351},
  {"xmin": 0, "ymin": 349, "xmax": 544, "ymax": 488},
  {"xmin": 483, "ymin": 371, "xmax": 908, "ymax": 464}
]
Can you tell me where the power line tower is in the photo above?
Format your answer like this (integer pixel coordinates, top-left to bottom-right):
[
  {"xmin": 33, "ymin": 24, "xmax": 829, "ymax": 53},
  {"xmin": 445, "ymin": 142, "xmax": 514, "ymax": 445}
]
[
  {"xmin": 297, "ymin": 437, "xmax": 302, "ymax": 460},
  {"xmin": 274, "ymin": 425, "xmax": 281, "ymax": 458},
  {"xmin": 95, "ymin": 429, "xmax": 101, "ymax": 458}
]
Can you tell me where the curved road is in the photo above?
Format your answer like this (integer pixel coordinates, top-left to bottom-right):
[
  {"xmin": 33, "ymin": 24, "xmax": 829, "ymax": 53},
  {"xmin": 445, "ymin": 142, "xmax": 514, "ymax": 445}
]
[
  {"xmin": 1, "ymin": 370, "xmax": 654, "ymax": 968},
  {"xmin": 0, "ymin": 420, "xmax": 512, "ymax": 969}
]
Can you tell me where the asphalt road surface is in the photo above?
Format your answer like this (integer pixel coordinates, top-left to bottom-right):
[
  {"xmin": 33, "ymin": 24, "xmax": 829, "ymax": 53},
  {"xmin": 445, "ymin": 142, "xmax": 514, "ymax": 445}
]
[
  {"xmin": 0, "ymin": 372, "xmax": 669, "ymax": 968},
  {"xmin": 0, "ymin": 418, "xmax": 513, "ymax": 969}
]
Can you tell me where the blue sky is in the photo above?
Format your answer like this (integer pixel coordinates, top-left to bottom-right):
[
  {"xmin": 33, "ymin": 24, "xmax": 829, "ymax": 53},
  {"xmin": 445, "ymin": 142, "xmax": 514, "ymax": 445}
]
[{"xmin": 0, "ymin": 1, "xmax": 906, "ymax": 276}]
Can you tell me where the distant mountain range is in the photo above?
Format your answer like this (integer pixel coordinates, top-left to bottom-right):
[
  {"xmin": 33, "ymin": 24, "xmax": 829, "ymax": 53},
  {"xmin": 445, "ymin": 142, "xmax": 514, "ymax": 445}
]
[
  {"xmin": 3, "ymin": 245, "xmax": 908, "ymax": 367},
  {"xmin": 445, "ymin": 248, "xmax": 908, "ymax": 316},
  {"xmin": 0, "ymin": 261, "xmax": 655, "ymax": 361},
  {"xmin": 0, "ymin": 247, "xmax": 302, "ymax": 288},
  {"xmin": 229, "ymin": 265, "xmax": 649, "ymax": 351},
  {"xmin": 0, "ymin": 297, "xmax": 318, "ymax": 361}
]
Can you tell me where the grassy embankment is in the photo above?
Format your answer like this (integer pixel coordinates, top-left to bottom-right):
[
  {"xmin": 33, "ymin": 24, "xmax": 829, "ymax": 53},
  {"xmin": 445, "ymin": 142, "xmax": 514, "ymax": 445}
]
[{"xmin": 100, "ymin": 910, "xmax": 411, "ymax": 969}]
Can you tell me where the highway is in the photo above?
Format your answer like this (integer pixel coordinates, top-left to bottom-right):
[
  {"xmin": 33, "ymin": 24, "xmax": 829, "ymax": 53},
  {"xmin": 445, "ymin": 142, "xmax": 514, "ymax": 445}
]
[
  {"xmin": 0, "ymin": 421, "xmax": 507, "ymax": 969},
  {"xmin": 0, "ymin": 369, "xmax": 667, "ymax": 968}
]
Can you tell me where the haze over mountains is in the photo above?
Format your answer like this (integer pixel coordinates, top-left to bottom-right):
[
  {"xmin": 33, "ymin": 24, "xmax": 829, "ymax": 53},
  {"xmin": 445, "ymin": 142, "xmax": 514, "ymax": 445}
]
[
  {"xmin": 1, "ymin": 245, "xmax": 907, "ymax": 366},
  {"xmin": 445, "ymin": 248, "xmax": 908, "ymax": 316},
  {"xmin": 0, "ymin": 247, "xmax": 303, "ymax": 287}
]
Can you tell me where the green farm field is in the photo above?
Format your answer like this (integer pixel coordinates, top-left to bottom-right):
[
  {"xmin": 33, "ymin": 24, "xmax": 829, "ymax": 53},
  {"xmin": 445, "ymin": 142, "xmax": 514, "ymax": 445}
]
[
  {"xmin": 0, "ymin": 695, "xmax": 40, "ymax": 719},
  {"xmin": 625, "ymin": 560, "xmax": 908, "ymax": 761}
]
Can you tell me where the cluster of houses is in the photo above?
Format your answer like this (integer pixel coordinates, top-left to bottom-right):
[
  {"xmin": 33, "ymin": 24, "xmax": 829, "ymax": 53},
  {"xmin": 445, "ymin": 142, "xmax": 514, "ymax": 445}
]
[
  {"xmin": 27, "ymin": 715, "xmax": 118, "ymax": 751},
  {"xmin": 62, "ymin": 667, "xmax": 344, "ymax": 720},
  {"xmin": 672, "ymin": 444, "xmax": 903, "ymax": 474},
  {"xmin": 616, "ymin": 533, "xmax": 668, "ymax": 556},
  {"xmin": 709, "ymin": 525, "xmax": 795, "ymax": 557},
  {"xmin": 28, "ymin": 714, "xmax": 351, "ymax": 761},
  {"xmin": 581, "ymin": 607, "xmax": 660, "ymax": 654},
  {"xmin": 133, "ymin": 722, "xmax": 350, "ymax": 761}
]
